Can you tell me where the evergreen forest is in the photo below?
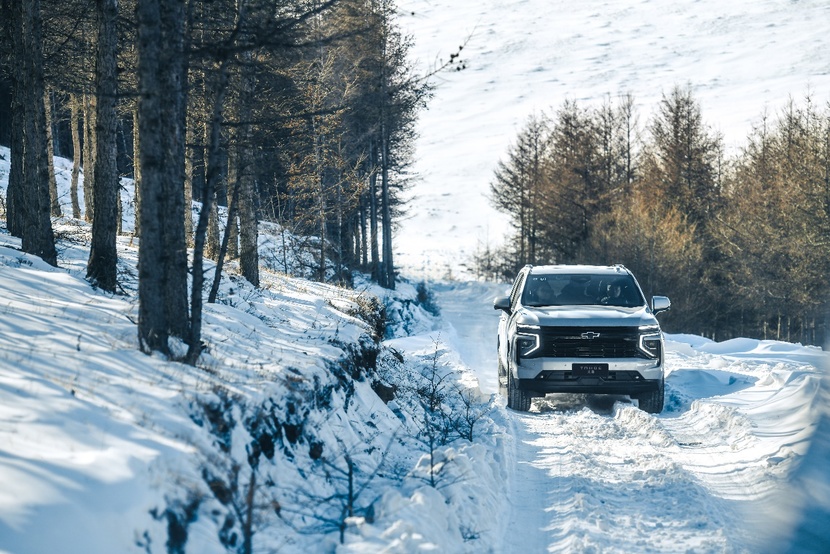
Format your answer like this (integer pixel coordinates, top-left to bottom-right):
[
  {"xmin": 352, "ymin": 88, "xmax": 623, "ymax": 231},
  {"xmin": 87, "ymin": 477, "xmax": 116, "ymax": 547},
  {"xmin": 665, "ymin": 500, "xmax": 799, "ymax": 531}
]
[{"xmin": 0, "ymin": 0, "xmax": 460, "ymax": 361}]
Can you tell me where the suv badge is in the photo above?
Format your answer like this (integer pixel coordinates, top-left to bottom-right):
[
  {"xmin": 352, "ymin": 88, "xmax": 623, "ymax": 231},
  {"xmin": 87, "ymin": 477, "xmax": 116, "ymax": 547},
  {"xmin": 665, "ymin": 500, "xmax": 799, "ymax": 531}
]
[{"xmin": 581, "ymin": 331, "xmax": 601, "ymax": 339}]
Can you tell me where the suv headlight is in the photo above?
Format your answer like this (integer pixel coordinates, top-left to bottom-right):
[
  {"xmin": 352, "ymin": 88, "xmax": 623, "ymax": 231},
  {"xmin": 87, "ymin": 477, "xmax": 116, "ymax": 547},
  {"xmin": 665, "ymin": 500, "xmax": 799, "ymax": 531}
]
[
  {"xmin": 638, "ymin": 326, "xmax": 662, "ymax": 359},
  {"xmin": 516, "ymin": 325, "xmax": 541, "ymax": 358}
]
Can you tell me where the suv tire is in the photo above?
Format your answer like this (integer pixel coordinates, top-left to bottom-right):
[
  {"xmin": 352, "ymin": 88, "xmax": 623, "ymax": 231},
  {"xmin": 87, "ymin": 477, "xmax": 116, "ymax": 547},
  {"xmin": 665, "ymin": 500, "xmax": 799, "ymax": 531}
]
[
  {"xmin": 635, "ymin": 378, "xmax": 665, "ymax": 414},
  {"xmin": 498, "ymin": 357, "xmax": 507, "ymax": 397},
  {"xmin": 507, "ymin": 368, "xmax": 532, "ymax": 412}
]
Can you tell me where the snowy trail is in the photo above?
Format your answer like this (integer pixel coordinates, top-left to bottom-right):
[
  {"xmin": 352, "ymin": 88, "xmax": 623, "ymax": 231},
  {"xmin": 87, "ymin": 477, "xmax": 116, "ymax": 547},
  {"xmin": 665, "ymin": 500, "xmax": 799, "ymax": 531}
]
[{"xmin": 432, "ymin": 282, "xmax": 824, "ymax": 552}]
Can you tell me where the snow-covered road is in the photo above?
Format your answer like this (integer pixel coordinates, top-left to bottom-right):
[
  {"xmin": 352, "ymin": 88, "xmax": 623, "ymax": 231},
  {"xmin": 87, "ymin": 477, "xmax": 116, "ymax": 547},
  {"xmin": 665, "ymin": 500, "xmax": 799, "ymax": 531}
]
[{"xmin": 432, "ymin": 282, "xmax": 826, "ymax": 552}]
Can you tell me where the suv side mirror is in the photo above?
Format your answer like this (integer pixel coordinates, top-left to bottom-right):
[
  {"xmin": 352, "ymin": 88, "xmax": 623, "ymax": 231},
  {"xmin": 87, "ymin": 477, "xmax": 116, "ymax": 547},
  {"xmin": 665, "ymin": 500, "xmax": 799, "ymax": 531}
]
[
  {"xmin": 652, "ymin": 296, "xmax": 671, "ymax": 315},
  {"xmin": 494, "ymin": 295, "xmax": 511, "ymax": 312}
]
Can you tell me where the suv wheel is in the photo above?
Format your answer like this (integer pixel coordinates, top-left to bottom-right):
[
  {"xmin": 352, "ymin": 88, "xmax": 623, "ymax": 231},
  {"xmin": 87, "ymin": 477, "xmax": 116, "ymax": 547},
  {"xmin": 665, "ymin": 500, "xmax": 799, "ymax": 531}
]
[
  {"xmin": 497, "ymin": 357, "xmax": 507, "ymax": 397},
  {"xmin": 507, "ymin": 368, "xmax": 532, "ymax": 412},
  {"xmin": 635, "ymin": 378, "xmax": 665, "ymax": 414}
]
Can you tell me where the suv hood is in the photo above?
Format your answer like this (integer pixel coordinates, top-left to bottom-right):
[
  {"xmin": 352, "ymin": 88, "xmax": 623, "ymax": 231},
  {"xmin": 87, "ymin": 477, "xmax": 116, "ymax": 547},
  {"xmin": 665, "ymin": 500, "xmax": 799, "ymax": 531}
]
[{"xmin": 517, "ymin": 305, "xmax": 658, "ymax": 328}]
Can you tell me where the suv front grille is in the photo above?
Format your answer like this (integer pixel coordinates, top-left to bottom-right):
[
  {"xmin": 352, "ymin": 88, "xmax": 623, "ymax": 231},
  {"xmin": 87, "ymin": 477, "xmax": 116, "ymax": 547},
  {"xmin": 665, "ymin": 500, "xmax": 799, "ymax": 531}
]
[{"xmin": 537, "ymin": 326, "xmax": 643, "ymax": 359}]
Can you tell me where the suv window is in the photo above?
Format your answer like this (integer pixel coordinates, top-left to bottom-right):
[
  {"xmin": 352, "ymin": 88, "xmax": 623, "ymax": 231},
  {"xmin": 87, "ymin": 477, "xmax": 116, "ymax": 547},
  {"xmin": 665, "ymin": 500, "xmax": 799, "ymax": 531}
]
[
  {"xmin": 510, "ymin": 272, "xmax": 527, "ymax": 309},
  {"xmin": 521, "ymin": 273, "xmax": 645, "ymax": 308}
]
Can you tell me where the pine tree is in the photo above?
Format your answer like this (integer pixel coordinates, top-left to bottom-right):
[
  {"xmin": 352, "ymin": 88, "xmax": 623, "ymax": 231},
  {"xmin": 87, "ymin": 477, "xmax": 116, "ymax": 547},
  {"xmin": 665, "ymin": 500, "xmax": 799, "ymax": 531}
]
[{"xmin": 490, "ymin": 113, "xmax": 549, "ymax": 270}]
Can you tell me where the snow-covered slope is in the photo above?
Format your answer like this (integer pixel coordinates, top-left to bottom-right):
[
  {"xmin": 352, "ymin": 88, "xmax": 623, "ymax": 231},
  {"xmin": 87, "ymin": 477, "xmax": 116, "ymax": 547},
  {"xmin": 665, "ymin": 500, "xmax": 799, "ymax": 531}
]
[
  {"xmin": 0, "ymin": 227, "xmax": 380, "ymax": 552},
  {"xmin": 0, "ymin": 147, "xmax": 505, "ymax": 553},
  {"xmin": 397, "ymin": 0, "xmax": 830, "ymax": 278},
  {"xmin": 1, "ymin": 145, "xmax": 828, "ymax": 550}
]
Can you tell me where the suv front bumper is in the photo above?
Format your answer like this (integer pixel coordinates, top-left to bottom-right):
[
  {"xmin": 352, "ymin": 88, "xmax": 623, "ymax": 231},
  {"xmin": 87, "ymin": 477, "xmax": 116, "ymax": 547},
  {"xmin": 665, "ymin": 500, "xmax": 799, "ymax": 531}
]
[{"xmin": 515, "ymin": 358, "xmax": 663, "ymax": 395}]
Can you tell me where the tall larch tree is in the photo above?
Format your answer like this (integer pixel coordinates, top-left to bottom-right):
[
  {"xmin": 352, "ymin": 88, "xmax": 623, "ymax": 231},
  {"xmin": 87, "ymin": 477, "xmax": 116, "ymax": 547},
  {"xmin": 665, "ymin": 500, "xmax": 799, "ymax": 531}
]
[
  {"xmin": 20, "ymin": 0, "xmax": 58, "ymax": 265},
  {"xmin": 86, "ymin": 0, "xmax": 120, "ymax": 291},
  {"xmin": 136, "ymin": 0, "xmax": 189, "ymax": 354}
]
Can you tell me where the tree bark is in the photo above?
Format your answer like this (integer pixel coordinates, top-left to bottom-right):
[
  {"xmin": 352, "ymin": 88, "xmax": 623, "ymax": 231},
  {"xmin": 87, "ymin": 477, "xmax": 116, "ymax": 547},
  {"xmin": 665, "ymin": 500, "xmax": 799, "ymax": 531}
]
[
  {"xmin": 160, "ymin": 0, "xmax": 190, "ymax": 340},
  {"xmin": 187, "ymin": 60, "xmax": 230, "ymax": 364},
  {"xmin": 44, "ymin": 89, "xmax": 62, "ymax": 217},
  {"xmin": 87, "ymin": 0, "xmax": 120, "ymax": 292},
  {"xmin": 380, "ymin": 126, "xmax": 394, "ymax": 289},
  {"xmin": 226, "ymin": 132, "xmax": 240, "ymax": 259},
  {"xmin": 132, "ymin": 106, "xmax": 141, "ymax": 234},
  {"xmin": 204, "ymin": 86, "xmax": 221, "ymax": 263},
  {"xmin": 369, "ymin": 144, "xmax": 380, "ymax": 282},
  {"xmin": 359, "ymin": 194, "xmax": 368, "ymax": 269},
  {"xmin": 208, "ymin": 178, "xmax": 239, "ymax": 304},
  {"xmin": 237, "ymin": 95, "xmax": 259, "ymax": 287},
  {"xmin": 183, "ymin": 104, "xmax": 199, "ymax": 245},
  {"xmin": 20, "ymin": 0, "xmax": 57, "ymax": 266},
  {"xmin": 70, "ymin": 93, "xmax": 82, "ymax": 219},
  {"xmin": 5, "ymin": 0, "xmax": 25, "ymax": 238},
  {"xmin": 136, "ymin": 0, "xmax": 169, "ymax": 354},
  {"xmin": 83, "ymin": 93, "xmax": 96, "ymax": 222}
]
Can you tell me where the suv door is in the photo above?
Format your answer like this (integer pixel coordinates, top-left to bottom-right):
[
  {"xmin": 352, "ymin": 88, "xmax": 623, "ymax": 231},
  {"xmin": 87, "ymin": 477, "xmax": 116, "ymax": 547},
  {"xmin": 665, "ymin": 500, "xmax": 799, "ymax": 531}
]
[{"xmin": 498, "ymin": 270, "xmax": 527, "ymax": 370}]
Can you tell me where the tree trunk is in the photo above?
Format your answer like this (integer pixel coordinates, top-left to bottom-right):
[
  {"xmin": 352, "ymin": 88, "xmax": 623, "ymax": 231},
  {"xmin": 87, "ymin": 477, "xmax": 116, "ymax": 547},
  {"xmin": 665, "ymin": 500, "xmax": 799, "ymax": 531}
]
[
  {"xmin": 204, "ymin": 89, "xmax": 221, "ymax": 263},
  {"xmin": 7, "ymin": 108, "xmax": 25, "ymax": 236},
  {"xmin": 137, "ymin": 0, "xmax": 168, "ymax": 354},
  {"xmin": 187, "ymin": 60, "xmax": 230, "ymax": 365},
  {"xmin": 237, "ymin": 54, "xmax": 259, "ymax": 287},
  {"xmin": 359, "ymin": 195, "xmax": 368, "ymax": 269},
  {"xmin": 70, "ymin": 93, "xmax": 82, "ymax": 219},
  {"xmin": 87, "ymin": 0, "xmax": 120, "ymax": 292},
  {"xmin": 5, "ymin": 0, "xmax": 25, "ymax": 238},
  {"xmin": 44, "ymin": 89, "xmax": 62, "ymax": 217},
  {"xmin": 136, "ymin": 0, "xmax": 188, "ymax": 353},
  {"xmin": 20, "ymin": 0, "xmax": 57, "ymax": 266},
  {"xmin": 380, "ymin": 126, "xmax": 394, "ymax": 289},
  {"xmin": 206, "ymin": 199, "xmax": 220, "ymax": 260},
  {"xmin": 83, "ymin": 93, "xmax": 97, "ymax": 222},
  {"xmin": 226, "ymin": 139, "xmax": 240, "ymax": 260},
  {"xmin": 183, "ymin": 108, "xmax": 199, "ymax": 246},
  {"xmin": 132, "ymin": 106, "xmax": 141, "ymax": 235},
  {"xmin": 208, "ymin": 178, "xmax": 239, "ymax": 304},
  {"xmin": 316, "ymin": 132, "xmax": 327, "ymax": 283},
  {"xmin": 238, "ymin": 140, "xmax": 259, "ymax": 286},
  {"xmin": 183, "ymin": 105, "xmax": 198, "ymax": 246},
  {"xmin": 160, "ymin": 0, "xmax": 190, "ymax": 340},
  {"xmin": 369, "ymin": 145, "xmax": 380, "ymax": 282},
  {"xmin": 182, "ymin": 0, "xmax": 204, "ymax": 248}
]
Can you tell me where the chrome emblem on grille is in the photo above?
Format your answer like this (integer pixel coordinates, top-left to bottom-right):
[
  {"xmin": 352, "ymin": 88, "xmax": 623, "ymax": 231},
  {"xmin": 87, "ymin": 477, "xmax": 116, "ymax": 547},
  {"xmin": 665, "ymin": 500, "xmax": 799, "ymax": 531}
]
[{"xmin": 581, "ymin": 331, "xmax": 601, "ymax": 339}]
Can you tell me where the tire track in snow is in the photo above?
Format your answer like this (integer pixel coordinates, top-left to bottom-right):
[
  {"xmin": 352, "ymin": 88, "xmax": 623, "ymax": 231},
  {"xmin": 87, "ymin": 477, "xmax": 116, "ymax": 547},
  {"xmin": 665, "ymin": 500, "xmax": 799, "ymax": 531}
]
[{"xmin": 502, "ymin": 401, "xmax": 741, "ymax": 553}]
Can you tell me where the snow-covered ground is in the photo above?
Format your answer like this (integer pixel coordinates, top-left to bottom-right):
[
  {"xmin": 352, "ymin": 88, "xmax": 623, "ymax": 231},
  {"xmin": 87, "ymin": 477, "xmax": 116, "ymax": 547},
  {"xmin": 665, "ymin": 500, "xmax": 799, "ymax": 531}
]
[
  {"xmin": 3, "ymin": 0, "xmax": 830, "ymax": 547},
  {"xmin": 1, "ymin": 144, "xmax": 829, "ymax": 551},
  {"xmin": 396, "ymin": 0, "xmax": 830, "ymax": 279}
]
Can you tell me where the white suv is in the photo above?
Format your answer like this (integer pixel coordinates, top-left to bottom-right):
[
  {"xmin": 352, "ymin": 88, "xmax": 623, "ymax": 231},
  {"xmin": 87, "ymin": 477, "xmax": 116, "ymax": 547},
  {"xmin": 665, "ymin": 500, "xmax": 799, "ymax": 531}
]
[{"xmin": 494, "ymin": 265, "xmax": 671, "ymax": 413}]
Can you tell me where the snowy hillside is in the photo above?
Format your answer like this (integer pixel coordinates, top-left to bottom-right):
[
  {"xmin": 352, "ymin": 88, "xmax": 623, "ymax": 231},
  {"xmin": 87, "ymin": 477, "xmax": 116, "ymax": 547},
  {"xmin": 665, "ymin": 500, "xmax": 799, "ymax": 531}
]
[
  {"xmin": 3, "ymin": 0, "xmax": 830, "ymax": 548},
  {"xmin": 0, "ymin": 148, "xmax": 505, "ymax": 553},
  {"xmin": 1, "ymin": 144, "xmax": 829, "ymax": 551},
  {"xmin": 396, "ymin": 0, "xmax": 830, "ymax": 278}
]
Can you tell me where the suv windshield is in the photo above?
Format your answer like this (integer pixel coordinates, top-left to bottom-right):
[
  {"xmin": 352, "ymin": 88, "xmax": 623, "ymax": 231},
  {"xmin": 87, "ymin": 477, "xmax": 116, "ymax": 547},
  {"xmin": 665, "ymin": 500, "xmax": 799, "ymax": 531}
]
[{"xmin": 521, "ymin": 273, "xmax": 646, "ymax": 308}]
